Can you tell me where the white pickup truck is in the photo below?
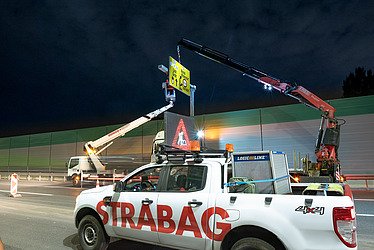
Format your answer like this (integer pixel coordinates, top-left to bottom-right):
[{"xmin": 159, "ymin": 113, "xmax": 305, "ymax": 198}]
[{"xmin": 74, "ymin": 149, "xmax": 357, "ymax": 250}]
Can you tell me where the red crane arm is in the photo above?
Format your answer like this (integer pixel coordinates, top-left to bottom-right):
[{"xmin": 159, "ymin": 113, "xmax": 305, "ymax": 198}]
[
  {"xmin": 177, "ymin": 38, "xmax": 336, "ymax": 122},
  {"xmin": 177, "ymin": 38, "xmax": 342, "ymax": 182}
]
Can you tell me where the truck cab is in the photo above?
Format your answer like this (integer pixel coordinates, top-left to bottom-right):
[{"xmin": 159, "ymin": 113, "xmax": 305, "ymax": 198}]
[
  {"xmin": 67, "ymin": 156, "xmax": 96, "ymax": 185},
  {"xmin": 67, "ymin": 130, "xmax": 166, "ymax": 186},
  {"xmin": 67, "ymin": 155, "xmax": 144, "ymax": 186}
]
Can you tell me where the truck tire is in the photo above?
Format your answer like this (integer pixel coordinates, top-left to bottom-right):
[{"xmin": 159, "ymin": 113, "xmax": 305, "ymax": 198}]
[
  {"xmin": 231, "ymin": 237, "xmax": 275, "ymax": 250},
  {"xmin": 72, "ymin": 174, "xmax": 81, "ymax": 187},
  {"xmin": 78, "ymin": 215, "xmax": 109, "ymax": 250}
]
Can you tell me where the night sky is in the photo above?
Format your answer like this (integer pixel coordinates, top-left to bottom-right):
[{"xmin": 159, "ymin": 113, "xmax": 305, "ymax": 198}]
[{"xmin": 1, "ymin": 1, "xmax": 373, "ymax": 137}]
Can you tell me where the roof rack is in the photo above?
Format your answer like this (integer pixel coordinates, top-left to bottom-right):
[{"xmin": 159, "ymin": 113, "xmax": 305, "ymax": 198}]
[{"xmin": 155, "ymin": 144, "xmax": 228, "ymax": 164}]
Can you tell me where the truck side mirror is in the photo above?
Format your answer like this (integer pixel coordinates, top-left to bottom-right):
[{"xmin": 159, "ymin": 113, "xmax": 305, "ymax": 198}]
[
  {"xmin": 114, "ymin": 181, "xmax": 124, "ymax": 192},
  {"xmin": 103, "ymin": 196, "xmax": 112, "ymax": 206}
]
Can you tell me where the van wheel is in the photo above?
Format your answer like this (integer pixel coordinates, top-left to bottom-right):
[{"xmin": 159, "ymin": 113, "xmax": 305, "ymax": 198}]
[
  {"xmin": 78, "ymin": 215, "xmax": 109, "ymax": 250},
  {"xmin": 231, "ymin": 237, "xmax": 275, "ymax": 250}
]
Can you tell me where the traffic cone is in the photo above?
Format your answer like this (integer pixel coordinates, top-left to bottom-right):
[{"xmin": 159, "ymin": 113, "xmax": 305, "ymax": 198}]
[{"xmin": 96, "ymin": 179, "xmax": 100, "ymax": 188}]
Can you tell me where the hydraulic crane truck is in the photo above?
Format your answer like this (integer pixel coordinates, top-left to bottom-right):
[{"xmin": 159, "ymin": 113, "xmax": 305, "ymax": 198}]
[
  {"xmin": 68, "ymin": 83, "xmax": 176, "ymax": 186},
  {"xmin": 177, "ymin": 38, "xmax": 342, "ymax": 183}
]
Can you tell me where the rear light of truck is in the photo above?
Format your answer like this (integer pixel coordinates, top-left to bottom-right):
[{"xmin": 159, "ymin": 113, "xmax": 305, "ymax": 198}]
[{"xmin": 333, "ymin": 207, "xmax": 357, "ymax": 248}]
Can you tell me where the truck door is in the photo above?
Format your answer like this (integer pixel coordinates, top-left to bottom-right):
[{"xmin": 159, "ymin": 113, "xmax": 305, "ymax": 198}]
[
  {"xmin": 110, "ymin": 166, "xmax": 163, "ymax": 244},
  {"xmin": 157, "ymin": 165, "xmax": 210, "ymax": 249}
]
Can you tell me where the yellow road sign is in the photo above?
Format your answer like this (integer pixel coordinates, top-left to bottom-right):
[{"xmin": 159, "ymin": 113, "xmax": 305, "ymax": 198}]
[{"xmin": 169, "ymin": 56, "xmax": 190, "ymax": 96}]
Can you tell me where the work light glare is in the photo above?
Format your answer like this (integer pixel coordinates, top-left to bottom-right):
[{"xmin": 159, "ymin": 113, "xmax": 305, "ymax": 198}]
[{"xmin": 197, "ymin": 130, "xmax": 204, "ymax": 138}]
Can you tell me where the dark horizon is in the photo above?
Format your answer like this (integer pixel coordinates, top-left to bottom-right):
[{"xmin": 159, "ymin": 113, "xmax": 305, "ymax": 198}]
[{"xmin": 1, "ymin": 1, "xmax": 373, "ymax": 137}]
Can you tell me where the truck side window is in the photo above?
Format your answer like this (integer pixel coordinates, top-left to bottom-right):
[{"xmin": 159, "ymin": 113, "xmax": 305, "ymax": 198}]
[
  {"xmin": 124, "ymin": 167, "xmax": 162, "ymax": 192},
  {"xmin": 166, "ymin": 166, "xmax": 207, "ymax": 192}
]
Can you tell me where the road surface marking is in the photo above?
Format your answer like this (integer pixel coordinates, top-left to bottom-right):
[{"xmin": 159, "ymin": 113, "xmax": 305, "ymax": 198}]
[
  {"xmin": 357, "ymin": 214, "xmax": 374, "ymax": 217},
  {"xmin": 43, "ymin": 185, "xmax": 87, "ymax": 190},
  {"xmin": 354, "ymin": 199, "xmax": 374, "ymax": 202},
  {"xmin": 0, "ymin": 189, "xmax": 53, "ymax": 196}
]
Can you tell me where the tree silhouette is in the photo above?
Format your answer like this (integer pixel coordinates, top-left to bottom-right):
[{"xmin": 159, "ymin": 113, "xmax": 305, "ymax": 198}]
[{"xmin": 342, "ymin": 67, "xmax": 374, "ymax": 97}]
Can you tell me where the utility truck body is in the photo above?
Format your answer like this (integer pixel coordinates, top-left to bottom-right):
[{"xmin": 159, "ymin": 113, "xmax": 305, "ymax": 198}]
[
  {"xmin": 74, "ymin": 148, "xmax": 357, "ymax": 250},
  {"xmin": 67, "ymin": 155, "xmax": 144, "ymax": 185}
]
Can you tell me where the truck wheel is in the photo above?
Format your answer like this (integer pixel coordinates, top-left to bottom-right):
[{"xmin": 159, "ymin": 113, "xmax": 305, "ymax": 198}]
[
  {"xmin": 72, "ymin": 174, "xmax": 81, "ymax": 187},
  {"xmin": 78, "ymin": 215, "xmax": 109, "ymax": 250},
  {"xmin": 231, "ymin": 237, "xmax": 275, "ymax": 250}
]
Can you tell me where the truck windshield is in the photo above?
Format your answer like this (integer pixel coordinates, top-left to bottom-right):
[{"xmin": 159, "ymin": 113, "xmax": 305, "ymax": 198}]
[{"xmin": 68, "ymin": 159, "xmax": 79, "ymax": 169}]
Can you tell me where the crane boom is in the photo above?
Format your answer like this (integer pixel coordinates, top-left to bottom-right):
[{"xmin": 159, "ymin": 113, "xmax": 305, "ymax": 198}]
[
  {"xmin": 85, "ymin": 101, "xmax": 174, "ymax": 150},
  {"xmin": 83, "ymin": 101, "xmax": 174, "ymax": 173},
  {"xmin": 177, "ymin": 38, "xmax": 336, "ymax": 119},
  {"xmin": 177, "ymin": 38, "xmax": 342, "ymax": 182}
]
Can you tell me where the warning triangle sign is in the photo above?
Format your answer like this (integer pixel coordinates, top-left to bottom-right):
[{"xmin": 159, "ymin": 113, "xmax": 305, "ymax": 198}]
[{"xmin": 172, "ymin": 119, "xmax": 191, "ymax": 150}]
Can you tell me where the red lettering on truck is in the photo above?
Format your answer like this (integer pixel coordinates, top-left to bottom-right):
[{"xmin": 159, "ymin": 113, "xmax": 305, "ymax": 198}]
[
  {"xmin": 121, "ymin": 202, "xmax": 136, "ymax": 229},
  {"xmin": 137, "ymin": 204, "xmax": 157, "ymax": 231},
  {"xmin": 96, "ymin": 201, "xmax": 109, "ymax": 225},
  {"xmin": 111, "ymin": 202, "xmax": 121, "ymax": 226},
  {"xmin": 157, "ymin": 204, "xmax": 176, "ymax": 233},
  {"xmin": 97, "ymin": 201, "xmax": 231, "ymax": 241},
  {"xmin": 201, "ymin": 207, "xmax": 231, "ymax": 240},
  {"xmin": 176, "ymin": 206, "xmax": 202, "ymax": 238}
]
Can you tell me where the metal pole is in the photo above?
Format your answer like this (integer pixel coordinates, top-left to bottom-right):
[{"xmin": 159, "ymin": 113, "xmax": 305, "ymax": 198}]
[
  {"xmin": 8, "ymin": 138, "xmax": 11, "ymax": 174},
  {"xmin": 27, "ymin": 135, "xmax": 30, "ymax": 174},
  {"xmin": 190, "ymin": 84, "xmax": 196, "ymax": 117},
  {"xmin": 259, "ymin": 109, "xmax": 264, "ymax": 150},
  {"xmin": 49, "ymin": 133, "xmax": 52, "ymax": 173}
]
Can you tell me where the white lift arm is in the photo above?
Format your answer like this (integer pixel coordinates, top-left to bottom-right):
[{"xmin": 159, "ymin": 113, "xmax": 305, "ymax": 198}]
[{"xmin": 84, "ymin": 101, "xmax": 174, "ymax": 173}]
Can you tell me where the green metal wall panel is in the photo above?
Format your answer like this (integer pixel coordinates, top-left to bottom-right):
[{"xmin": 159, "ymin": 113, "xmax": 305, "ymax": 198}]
[
  {"xmin": 125, "ymin": 126, "xmax": 143, "ymax": 137},
  {"xmin": 106, "ymin": 125, "xmax": 120, "ymax": 134},
  {"xmin": 0, "ymin": 149, "xmax": 9, "ymax": 169},
  {"xmin": 28, "ymin": 146, "xmax": 50, "ymax": 169},
  {"xmin": 142, "ymin": 135, "xmax": 155, "ymax": 156},
  {"xmin": 202, "ymin": 109, "xmax": 260, "ymax": 128},
  {"xmin": 260, "ymin": 104, "xmax": 320, "ymax": 124},
  {"xmin": 9, "ymin": 148, "xmax": 28, "ymax": 168},
  {"xmin": 332, "ymin": 95, "xmax": 374, "ymax": 116},
  {"xmin": 0, "ymin": 95, "xmax": 373, "ymax": 174},
  {"xmin": 76, "ymin": 126, "xmax": 107, "ymax": 141},
  {"xmin": 75, "ymin": 142, "xmax": 86, "ymax": 156},
  {"xmin": 142, "ymin": 121, "xmax": 159, "ymax": 136},
  {"xmin": 51, "ymin": 130, "xmax": 77, "ymax": 145},
  {"xmin": 0, "ymin": 138, "xmax": 11, "ymax": 150},
  {"xmin": 30, "ymin": 133, "xmax": 51, "ymax": 147},
  {"xmin": 50, "ymin": 143, "xmax": 77, "ymax": 171},
  {"xmin": 194, "ymin": 116, "xmax": 204, "ymax": 130},
  {"xmin": 157, "ymin": 119, "xmax": 164, "ymax": 132},
  {"xmin": 10, "ymin": 135, "xmax": 29, "ymax": 148},
  {"xmin": 107, "ymin": 137, "xmax": 143, "ymax": 155},
  {"xmin": 103, "ymin": 124, "xmax": 144, "ymax": 138}
]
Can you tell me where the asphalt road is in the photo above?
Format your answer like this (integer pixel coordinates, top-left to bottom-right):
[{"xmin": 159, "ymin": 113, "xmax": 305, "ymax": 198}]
[{"xmin": 0, "ymin": 180, "xmax": 373, "ymax": 250}]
